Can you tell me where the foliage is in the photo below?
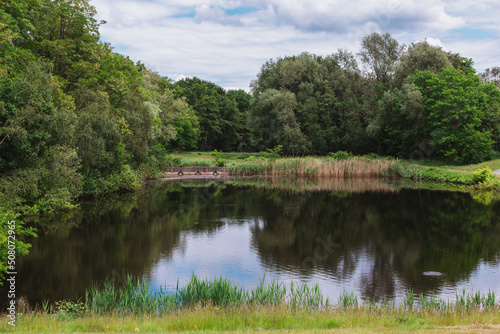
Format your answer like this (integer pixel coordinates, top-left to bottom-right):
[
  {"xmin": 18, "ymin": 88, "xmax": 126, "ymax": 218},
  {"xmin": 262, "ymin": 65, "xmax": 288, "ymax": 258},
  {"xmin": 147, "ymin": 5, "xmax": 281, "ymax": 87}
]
[
  {"xmin": 330, "ymin": 150, "xmax": 350, "ymax": 160},
  {"xmin": 0, "ymin": 0, "xmax": 200, "ymax": 210},
  {"xmin": 0, "ymin": 210, "xmax": 36, "ymax": 284},
  {"xmin": 358, "ymin": 32, "xmax": 405, "ymax": 84},
  {"xmin": 55, "ymin": 300, "xmax": 87, "ymax": 320},
  {"xmin": 264, "ymin": 145, "xmax": 283, "ymax": 158},
  {"xmin": 480, "ymin": 67, "xmax": 500, "ymax": 88},
  {"xmin": 174, "ymin": 77, "xmax": 249, "ymax": 151},
  {"xmin": 210, "ymin": 149, "xmax": 226, "ymax": 166},
  {"xmin": 411, "ymin": 67, "xmax": 494, "ymax": 163},
  {"xmin": 471, "ymin": 167, "xmax": 492, "ymax": 184}
]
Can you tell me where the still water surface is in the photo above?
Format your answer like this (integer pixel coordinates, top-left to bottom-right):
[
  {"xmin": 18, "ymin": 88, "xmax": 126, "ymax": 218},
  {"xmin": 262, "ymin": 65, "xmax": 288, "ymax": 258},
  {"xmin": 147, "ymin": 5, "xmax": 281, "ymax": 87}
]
[{"xmin": 5, "ymin": 178, "xmax": 500, "ymax": 307}]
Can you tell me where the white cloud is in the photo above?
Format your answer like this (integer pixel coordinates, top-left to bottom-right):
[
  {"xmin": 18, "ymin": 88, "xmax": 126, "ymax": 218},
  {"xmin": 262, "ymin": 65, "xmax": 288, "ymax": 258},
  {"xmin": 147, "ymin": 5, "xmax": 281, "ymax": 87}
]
[
  {"xmin": 418, "ymin": 37, "xmax": 448, "ymax": 51},
  {"xmin": 91, "ymin": 0, "xmax": 500, "ymax": 90}
]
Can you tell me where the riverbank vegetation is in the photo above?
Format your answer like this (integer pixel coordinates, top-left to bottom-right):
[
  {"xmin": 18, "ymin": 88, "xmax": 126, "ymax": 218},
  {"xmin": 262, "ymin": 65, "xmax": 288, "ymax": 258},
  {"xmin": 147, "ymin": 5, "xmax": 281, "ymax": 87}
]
[
  {"xmin": 3, "ymin": 276, "xmax": 500, "ymax": 333},
  {"xmin": 171, "ymin": 150, "xmax": 500, "ymax": 187}
]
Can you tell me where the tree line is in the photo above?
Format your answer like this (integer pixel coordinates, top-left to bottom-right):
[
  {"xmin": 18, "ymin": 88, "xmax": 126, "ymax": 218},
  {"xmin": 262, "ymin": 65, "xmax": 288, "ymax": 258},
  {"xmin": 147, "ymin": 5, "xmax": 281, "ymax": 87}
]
[{"xmin": 1, "ymin": 0, "xmax": 500, "ymax": 214}]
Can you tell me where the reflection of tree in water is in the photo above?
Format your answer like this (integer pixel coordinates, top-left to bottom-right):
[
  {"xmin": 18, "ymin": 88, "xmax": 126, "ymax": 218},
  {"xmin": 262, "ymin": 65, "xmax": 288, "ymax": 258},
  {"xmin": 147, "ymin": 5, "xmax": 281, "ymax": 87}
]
[
  {"xmin": 8, "ymin": 180, "xmax": 500, "ymax": 307},
  {"xmin": 12, "ymin": 182, "xmax": 233, "ymax": 307},
  {"xmin": 249, "ymin": 188, "xmax": 500, "ymax": 302}
]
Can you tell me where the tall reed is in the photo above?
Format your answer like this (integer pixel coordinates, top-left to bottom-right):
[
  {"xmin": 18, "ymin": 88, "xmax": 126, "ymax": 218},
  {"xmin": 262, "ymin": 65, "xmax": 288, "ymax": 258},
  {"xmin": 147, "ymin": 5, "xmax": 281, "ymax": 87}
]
[
  {"xmin": 229, "ymin": 157, "xmax": 398, "ymax": 178},
  {"xmin": 84, "ymin": 275, "xmax": 498, "ymax": 316},
  {"xmin": 86, "ymin": 275, "xmax": 329, "ymax": 315}
]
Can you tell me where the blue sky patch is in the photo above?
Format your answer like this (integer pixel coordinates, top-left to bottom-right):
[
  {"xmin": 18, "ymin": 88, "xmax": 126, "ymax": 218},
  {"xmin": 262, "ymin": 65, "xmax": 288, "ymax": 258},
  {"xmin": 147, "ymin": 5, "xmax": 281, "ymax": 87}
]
[
  {"xmin": 452, "ymin": 28, "xmax": 496, "ymax": 39},
  {"xmin": 224, "ymin": 7, "xmax": 258, "ymax": 16},
  {"xmin": 170, "ymin": 12, "xmax": 196, "ymax": 19},
  {"xmin": 113, "ymin": 44, "xmax": 130, "ymax": 51}
]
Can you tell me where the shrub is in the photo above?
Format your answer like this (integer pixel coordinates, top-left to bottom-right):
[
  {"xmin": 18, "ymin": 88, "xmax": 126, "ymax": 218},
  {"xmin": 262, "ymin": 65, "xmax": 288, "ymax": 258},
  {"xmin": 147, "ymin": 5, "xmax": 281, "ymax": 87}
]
[
  {"xmin": 471, "ymin": 167, "xmax": 492, "ymax": 184},
  {"xmin": 211, "ymin": 149, "xmax": 225, "ymax": 166},
  {"xmin": 113, "ymin": 165, "xmax": 140, "ymax": 190},
  {"xmin": 0, "ymin": 210, "xmax": 37, "ymax": 284},
  {"xmin": 164, "ymin": 154, "xmax": 182, "ymax": 166},
  {"xmin": 263, "ymin": 145, "xmax": 283, "ymax": 159},
  {"xmin": 362, "ymin": 153, "xmax": 382, "ymax": 160},
  {"xmin": 330, "ymin": 151, "xmax": 350, "ymax": 160},
  {"xmin": 236, "ymin": 153, "xmax": 250, "ymax": 160}
]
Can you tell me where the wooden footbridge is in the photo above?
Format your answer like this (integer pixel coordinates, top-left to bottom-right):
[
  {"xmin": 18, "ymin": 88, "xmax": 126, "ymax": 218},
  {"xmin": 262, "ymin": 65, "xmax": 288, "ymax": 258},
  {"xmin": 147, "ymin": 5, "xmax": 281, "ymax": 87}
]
[{"xmin": 166, "ymin": 166, "xmax": 231, "ymax": 177}]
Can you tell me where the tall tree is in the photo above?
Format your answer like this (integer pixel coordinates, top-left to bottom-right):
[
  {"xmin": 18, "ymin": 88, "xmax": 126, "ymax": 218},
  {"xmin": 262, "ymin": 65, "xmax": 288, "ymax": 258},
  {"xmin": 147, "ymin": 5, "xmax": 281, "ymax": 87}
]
[
  {"xmin": 411, "ymin": 67, "xmax": 494, "ymax": 163},
  {"xmin": 175, "ymin": 78, "xmax": 248, "ymax": 151},
  {"xmin": 393, "ymin": 41, "xmax": 452, "ymax": 87},
  {"xmin": 480, "ymin": 67, "xmax": 500, "ymax": 88},
  {"xmin": 358, "ymin": 32, "xmax": 405, "ymax": 84}
]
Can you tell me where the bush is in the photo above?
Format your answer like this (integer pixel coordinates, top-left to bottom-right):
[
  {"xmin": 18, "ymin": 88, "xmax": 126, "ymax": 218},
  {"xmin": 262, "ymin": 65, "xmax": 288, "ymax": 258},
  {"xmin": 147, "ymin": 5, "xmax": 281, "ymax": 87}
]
[
  {"xmin": 471, "ymin": 167, "xmax": 492, "ymax": 184},
  {"xmin": 211, "ymin": 149, "xmax": 225, "ymax": 166},
  {"xmin": 0, "ymin": 210, "xmax": 37, "ymax": 284},
  {"xmin": 112, "ymin": 165, "xmax": 140, "ymax": 191},
  {"xmin": 236, "ymin": 153, "xmax": 250, "ymax": 160},
  {"xmin": 82, "ymin": 165, "xmax": 139, "ymax": 195},
  {"xmin": 362, "ymin": 153, "xmax": 382, "ymax": 161},
  {"xmin": 330, "ymin": 151, "xmax": 350, "ymax": 160},
  {"xmin": 263, "ymin": 145, "xmax": 283, "ymax": 159},
  {"xmin": 164, "ymin": 154, "xmax": 182, "ymax": 166}
]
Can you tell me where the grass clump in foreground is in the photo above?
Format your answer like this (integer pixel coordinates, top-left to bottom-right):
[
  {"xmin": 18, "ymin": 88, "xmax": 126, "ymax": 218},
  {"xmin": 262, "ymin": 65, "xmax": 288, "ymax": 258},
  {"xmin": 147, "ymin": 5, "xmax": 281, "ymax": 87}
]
[
  {"xmin": 86, "ymin": 275, "xmax": 326, "ymax": 314},
  {"xmin": 5, "ymin": 276, "xmax": 500, "ymax": 333}
]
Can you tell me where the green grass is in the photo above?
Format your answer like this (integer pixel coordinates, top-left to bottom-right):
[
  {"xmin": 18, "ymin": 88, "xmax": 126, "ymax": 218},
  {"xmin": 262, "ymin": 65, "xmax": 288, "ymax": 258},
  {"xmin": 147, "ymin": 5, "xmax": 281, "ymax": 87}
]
[
  {"xmin": 394, "ymin": 159, "xmax": 500, "ymax": 189},
  {"xmin": 6, "ymin": 307, "xmax": 500, "ymax": 333},
  {"xmin": 85, "ymin": 275, "xmax": 327, "ymax": 315},
  {"xmin": 4, "ymin": 276, "xmax": 500, "ymax": 332},
  {"xmin": 404, "ymin": 158, "xmax": 500, "ymax": 173}
]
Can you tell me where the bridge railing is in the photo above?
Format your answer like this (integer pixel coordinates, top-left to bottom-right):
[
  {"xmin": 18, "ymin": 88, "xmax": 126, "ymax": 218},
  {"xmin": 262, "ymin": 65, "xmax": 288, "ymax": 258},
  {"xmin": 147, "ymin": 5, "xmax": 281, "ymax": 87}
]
[{"xmin": 167, "ymin": 166, "xmax": 231, "ymax": 174}]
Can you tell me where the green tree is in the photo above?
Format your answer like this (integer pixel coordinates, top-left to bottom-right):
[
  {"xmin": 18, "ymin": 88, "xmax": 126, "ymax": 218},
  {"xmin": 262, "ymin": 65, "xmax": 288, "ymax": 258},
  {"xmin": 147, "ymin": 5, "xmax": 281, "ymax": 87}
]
[
  {"xmin": 358, "ymin": 32, "xmax": 405, "ymax": 84},
  {"xmin": 393, "ymin": 40, "xmax": 452, "ymax": 87},
  {"xmin": 411, "ymin": 67, "xmax": 494, "ymax": 163},
  {"xmin": 27, "ymin": 0, "xmax": 102, "ymax": 87},
  {"xmin": 0, "ymin": 211, "xmax": 36, "ymax": 284},
  {"xmin": 249, "ymin": 89, "xmax": 310, "ymax": 155},
  {"xmin": 0, "ymin": 61, "xmax": 56, "ymax": 172},
  {"xmin": 250, "ymin": 51, "xmax": 371, "ymax": 155},
  {"xmin": 175, "ymin": 77, "xmax": 247, "ymax": 151},
  {"xmin": 480, "ymin": 67, "xmax": 500, "ymax": 88},
  {"xmin": 142, "ymin": 71, "xmax": 200, "ymax": 152},
  {"xmin": 73, "ymin": 88, "xmax": 121, "ymax": 177}
]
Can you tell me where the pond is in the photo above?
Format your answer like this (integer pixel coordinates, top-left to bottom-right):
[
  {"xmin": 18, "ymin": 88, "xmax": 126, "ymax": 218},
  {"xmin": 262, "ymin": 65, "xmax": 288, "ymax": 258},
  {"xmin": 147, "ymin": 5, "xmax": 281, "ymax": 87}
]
[{"xmin": 2, "ymin": 177, "xmax": 500, "ymax": 308}]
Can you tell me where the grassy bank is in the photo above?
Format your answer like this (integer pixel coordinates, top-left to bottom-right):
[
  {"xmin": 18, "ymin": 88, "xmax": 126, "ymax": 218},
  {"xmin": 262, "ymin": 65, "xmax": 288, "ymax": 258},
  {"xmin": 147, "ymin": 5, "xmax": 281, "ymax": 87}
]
[
  {"xmin": 3, "ymin": 276, "xmax": 500, "ymax": 333},
  {"xmin": 6, "ymin": 307, "xmax": 500, "ymax": 333},
  {"xmin": 394, "ymin": 159, "xmax": 500, "ymax": 187}
]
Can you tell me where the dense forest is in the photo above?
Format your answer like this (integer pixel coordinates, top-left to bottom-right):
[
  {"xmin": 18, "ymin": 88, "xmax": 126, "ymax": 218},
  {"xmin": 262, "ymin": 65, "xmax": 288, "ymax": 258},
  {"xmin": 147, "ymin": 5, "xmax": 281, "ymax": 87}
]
[{"xmin": 0, "ymin": 0, "xmax": 500, "ymax": 217}]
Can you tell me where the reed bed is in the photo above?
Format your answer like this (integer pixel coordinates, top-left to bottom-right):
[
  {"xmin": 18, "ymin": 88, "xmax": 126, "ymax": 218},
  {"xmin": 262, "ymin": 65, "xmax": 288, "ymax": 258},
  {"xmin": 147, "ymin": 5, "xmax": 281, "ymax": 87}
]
[
  {"xmin": 85, "ymin": 275, "xmax": 327, "ymax": 315},
  {"xmin": 81, "ymin": 275, "xmax": 499, "ymax": 316},
  {"xmin": 229, "ymin": 157, "xmax": 399, "ymax": 178}
]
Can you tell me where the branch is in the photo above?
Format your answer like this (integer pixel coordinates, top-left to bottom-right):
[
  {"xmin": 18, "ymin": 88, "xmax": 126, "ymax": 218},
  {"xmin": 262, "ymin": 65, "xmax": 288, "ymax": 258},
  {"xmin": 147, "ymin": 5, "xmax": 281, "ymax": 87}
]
[{"xmin": 0, "ymin": 134, "xmax": 7, "ymax": 146}]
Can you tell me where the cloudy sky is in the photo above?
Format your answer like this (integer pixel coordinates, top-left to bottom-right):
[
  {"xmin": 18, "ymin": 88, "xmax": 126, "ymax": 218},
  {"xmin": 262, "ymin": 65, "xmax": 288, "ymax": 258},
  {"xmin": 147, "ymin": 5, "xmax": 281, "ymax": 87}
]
[{"xmin": 91, "ymin": 0, "xmax": 500, "ymax": 91}]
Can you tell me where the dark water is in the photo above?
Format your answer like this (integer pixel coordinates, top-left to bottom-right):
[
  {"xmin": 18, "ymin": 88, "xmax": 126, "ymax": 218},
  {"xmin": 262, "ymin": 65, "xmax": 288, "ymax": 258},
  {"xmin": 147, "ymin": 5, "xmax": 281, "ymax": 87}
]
[{"xmin": 3, "ymin": 178, "xmax": 500, "ymax": 308}]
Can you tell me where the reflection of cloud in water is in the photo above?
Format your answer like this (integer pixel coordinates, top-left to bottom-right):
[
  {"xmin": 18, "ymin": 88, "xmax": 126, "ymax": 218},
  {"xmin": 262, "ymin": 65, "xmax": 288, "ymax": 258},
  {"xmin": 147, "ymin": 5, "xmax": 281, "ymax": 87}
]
[{"xmin": 6, "ymin": 180, "xmax": 500, "ymax": 309}]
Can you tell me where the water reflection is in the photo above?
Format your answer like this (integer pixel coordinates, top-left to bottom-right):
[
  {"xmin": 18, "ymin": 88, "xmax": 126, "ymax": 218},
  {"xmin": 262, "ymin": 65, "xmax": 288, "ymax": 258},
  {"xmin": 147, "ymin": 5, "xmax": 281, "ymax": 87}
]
[
  {"xmin": 3, "ymin": 178, "xmax": 500, "ymax": 308},
  {"xmin": 250, "ymin": 188, "xmax": 500, "ymax": 301}
]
